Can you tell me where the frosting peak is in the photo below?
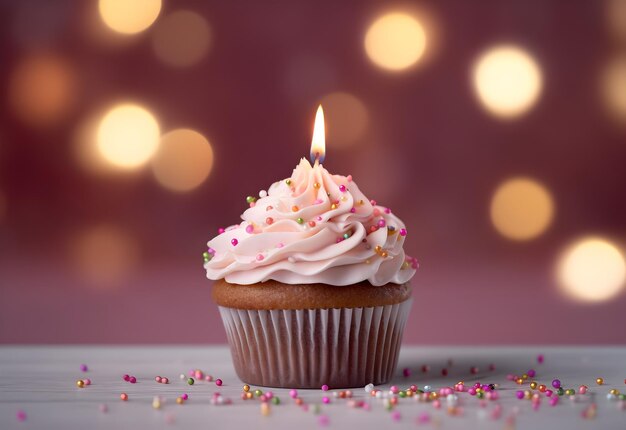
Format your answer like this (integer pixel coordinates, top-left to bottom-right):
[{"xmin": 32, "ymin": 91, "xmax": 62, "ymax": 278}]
[{"xmin": 204, "ymin": 159, "xmax": 417, "ymax": 286}]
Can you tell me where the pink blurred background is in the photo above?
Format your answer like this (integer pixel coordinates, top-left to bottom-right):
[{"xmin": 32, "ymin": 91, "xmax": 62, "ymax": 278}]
[{"xmin": 1, "ymin": 0, "xmax": 626, "ymax": 344}]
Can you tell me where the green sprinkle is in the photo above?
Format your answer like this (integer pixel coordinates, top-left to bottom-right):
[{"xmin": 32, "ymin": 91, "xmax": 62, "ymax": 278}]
[
  {"xmin": 285, "ymin": 179, "xmax": 291, "ymax": 185},
  {"xmin": 557, "ymin": 387, "xmax": 564, "ymax": 396},
  {"xmin": 271, "ymin": 397, "xmax": 280, "ymax": 405},
  {"xmin": 187, "ymin": 378, "xmax": 194, "ymax": 385},
  {"xmin": 254, "ymin": 389, "xmax": 263, "ymax": 397},
  {"xmin": 296, "ymin": 217, "xmax": 304, "ymax": 224},
  {"xmin": 246, "ymin": 196, "xmax": 256, "ymax": 203}
]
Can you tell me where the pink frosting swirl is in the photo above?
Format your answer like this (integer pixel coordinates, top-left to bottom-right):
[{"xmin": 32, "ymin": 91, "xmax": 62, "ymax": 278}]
[{"xmin": 204, "ymin": 159, "xmax": 417, "ymax": 286}]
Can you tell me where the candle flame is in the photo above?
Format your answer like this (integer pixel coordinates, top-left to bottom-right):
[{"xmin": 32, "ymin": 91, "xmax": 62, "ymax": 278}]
[{"xmin": 310, "ymin": 105, "xmax": 325, "ymax": 164}]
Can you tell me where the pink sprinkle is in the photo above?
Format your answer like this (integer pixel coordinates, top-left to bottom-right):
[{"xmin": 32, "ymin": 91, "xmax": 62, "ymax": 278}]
[
  {"xmin": 276, "ymin": 243, "xmax": 284, "ymax": 248},
  {"xmin": 579, "ymin": 385, "xmax": 588, "ymax": 394},
  {"xmin": 433, "ymin": 399, "xmax": 441, "ymax": 409},
  {"xmin": 336, "ymin": 237, "xmax": 344, "ymax": 243},
  {"xmin": 370, "ymin": 200, "xmax": 377, "ymax": 206},
  {"xmin": 322, "ymin": 396, "xmax": 330, "ymax": 404},
  {"xmin": 373, "ymin": 208, "xmax": 381, "ymax": 216},
  {"xmin": 181, "ymin": 393, "xmax": 189, "ymax": 400},
  {"xmin": 390, "ymin": 385, "xmax": 399, "ymax": 394},
  {"xmin": 468, "ymin": 388, "xmax": 477, "ymax": 396},
  {"xmin": 549, "ymin": 397, "xmax": 558, "ymax": 407},
  {"xmin": 162, "ymin": 377, "xmax": 169, "ymax": 384},
  {"xmin": 84, "ymin": 379, "xmax": 91, "ymax": 385},
  {"xmin": 249, "ymin": 202, "xmax": 256, "ymax": 208},
  {"xmin": 350, "ymin": 207, "xmax": 356, "ymax": 213},
  {"xmin": 80, "ymin": 364, "xmax": 88, "ymax": 372},
  {"xmin": 215, "ymin": 379, "xmax": 223, "ymax": 386},
  {"xmin": 129, "ymin": 376, "xmax": 136, "ymax": 384},
  {"xmin": 402, "ymin": 368, "xmax": 411, "ymax": 377},
  {"xmin": 527, "ymin": 369, "xmax": 536, "ymax": 378},
  {"xmin": 16, "ymin": 410, "xmax": 27, "ymax": 422},
  {"xmin": 537, "ymin": 354, "xmax": 544, "ymax": 364},
  {"xmin": 399, "ymin": 228, "xmax": 407, "ymax": 236},
  {"xmin": 377, "ymin": 219, "xmax": 386, "ymax": 228},
  {"xmin": 321, "ymin": 384, "xmax": 329, "ymax": 391},
  {"xmin": 155, "ymin": 376, "xmax": 162, "ymax": 383},
  {"xmin": 205, "ymin": 375, "xmax": 213, "ymax": 382},
  {"xmin": 256, "ymin": 254, "xmax": 264, "ymax": 261},
  {"xmin": 391, "ymin": 411, "xmax": 401, "ymax": 421},
  {"xmin": 245, "ymin": 225, "xmax": 254, "ymax": 234},
  {"xmin": 260, "ymin": 394, "xmax": 268, "ymax": 402},
  {"xmin": 339, "ymin": 185, "xmax": 347, "ymax": 193},
  {"xmin": 316, "ymin": 216, "xmax": 322, "ymax": 221},
  {"xmin": 231, "ymin": 239, "xmax": 238, "ymax": 246},
  {"xmin": 218, "ymin": 228, "xmax": 225, "ymax": 234},
  {"xmin": 289, "ymin": 389, "xmax": 298, "ymax": 398},
  {"xmin": 123, "ymin": 374, "xmax": 130, "ymax": 381},
  {"xmin": 417, "ymin": 412, "xmax": 431, "ymax": 424},
  {"xmin": 546, "ymin": 389, "xmax": 553, "ymax": 397},
  {"xmin": 347, "ymin": 175, "xmax": 352, "ymax": 182},
  {"xmin": 265, "ymin": 391, "xmax": 273, "ymax": 399}
]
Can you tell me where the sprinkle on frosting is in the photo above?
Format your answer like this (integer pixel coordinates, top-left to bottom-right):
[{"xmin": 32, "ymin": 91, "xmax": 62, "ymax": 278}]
[{"xmin": 204, "ymin": 158, "xmax": 417, "ymax": 286}]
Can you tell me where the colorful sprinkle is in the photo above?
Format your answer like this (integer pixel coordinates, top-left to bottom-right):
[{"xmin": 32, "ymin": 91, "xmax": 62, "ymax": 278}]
[{"xmin": 231, "ymin": 239, "xmax": 238, "ymax": 246}]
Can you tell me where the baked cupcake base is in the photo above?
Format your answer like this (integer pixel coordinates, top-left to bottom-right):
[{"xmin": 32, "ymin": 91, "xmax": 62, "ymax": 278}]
[{"xmin": 213, "ymin": 280, "xmax": 412, "ymax": 388}]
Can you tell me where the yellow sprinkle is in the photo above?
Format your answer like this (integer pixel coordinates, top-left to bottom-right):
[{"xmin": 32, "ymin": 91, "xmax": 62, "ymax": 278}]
[
  {"xmin": 330, "ymin": 203, "xmax": 338, "ymax": 210},
  {"xmin": 243, "ymin": 384, "xmax": 250, "ymax": 392}
]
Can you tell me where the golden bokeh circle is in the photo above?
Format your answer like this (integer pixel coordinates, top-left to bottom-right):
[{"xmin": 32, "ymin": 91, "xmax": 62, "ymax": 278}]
[
  {"xmin": 557, "ymin": 237, "xmax": 626, "ymax": 302},
  {"xmin": 98, "ymin": 0, "xmax": 161, "ymax": 34},
  {"xmin": 601, "ymin": 54, "xmax": 626, "ymax": 125},
  {"xmin": 96, "ymin": 104, "xmax": 160, "ymax": 169},
  {"xmin": 151, "ymin": 129, "xmax": 214, "ymax": 192},
  {"xmin": 319, "ymin": 92, "xmax": 368, "ymax": 147},
  {"xmin": 472, "ymin": 45, "xmax": 543, "ymax": 119},
  {"xmin": 364, "ymin": 12, "xmax": 427, "ymax": 71},
  {"xmin": 152, "ymin": 10, "xmax": 211, "ymax": 67},
  {"xmin": 8, "ymin": 54, "xmax": 76, "ymax": 127},
  {"xmin": 70, "ymin": 225, "xmax": 140, "ymax": 288},
  {"xmin": 490, "ymin": 177, "xmax": 554, "ymax": 241}
]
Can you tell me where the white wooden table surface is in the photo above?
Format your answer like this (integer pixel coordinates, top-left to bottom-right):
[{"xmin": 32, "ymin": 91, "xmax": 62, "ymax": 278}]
[{"xmin": 0, "ymin": 346, "xmax": 624, "ymax": 429}]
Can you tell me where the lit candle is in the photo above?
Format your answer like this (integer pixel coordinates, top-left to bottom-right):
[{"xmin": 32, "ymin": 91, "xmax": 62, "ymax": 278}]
[{"xmin": 310, "ymin": 105, "xmax": 326, "ymax": 164}]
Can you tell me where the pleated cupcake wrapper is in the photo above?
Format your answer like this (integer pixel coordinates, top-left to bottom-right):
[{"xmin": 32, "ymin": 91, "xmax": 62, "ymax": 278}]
[{"xmin": 218, "ymin": 299, "xmax": 412, "ymax": 388}]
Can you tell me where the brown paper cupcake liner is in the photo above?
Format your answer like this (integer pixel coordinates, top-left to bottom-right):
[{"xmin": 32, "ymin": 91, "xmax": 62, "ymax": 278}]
[{"xmin": 218, "ymin": 298, "xmax": 412, "ymax": 388}]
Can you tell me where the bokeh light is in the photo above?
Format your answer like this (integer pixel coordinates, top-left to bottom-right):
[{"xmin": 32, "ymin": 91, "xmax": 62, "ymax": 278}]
[
  {"xmin": 96, "ymin": 104, "xmax": 160, "ymax": 169},
  {"xmin": 607, "ymin": 0, "xmax": 626, "ymax": 41},
  {"xmin": 98, "ymin": 0, "xmax": 161, "ymax": 34},
  {"xmin": 8, "ymin": 54, "xmax": 76, "ymax": 127},
  {"xmin": 490, "ymin": 177, "xmax": 555, "ymax": 241},
  {"xmin": 151, "ymin": 129, "xmax": 214, "ymax": 192},
  {"xmin": 70, "ymin": 225, "xmax": 140, "ymax": 288},
  {"xmin": 472, "ymin": 45, "xmax": 543, "ymax": 119},
  {"xmin": 364, "ymin": 12, "xmax": 427, "ymax": 71},
  {"xmin": 152, "ymin": 10, "xmax": 211, "ymax": 67},
  {"xmin": 319, "ymin": 92, "xmax": 368, "ymax": 147},
  {"xmin": 600, "ymin": 54, "xmax": 626, "ymax": 125},
  {"xmin": 557, "ymin": 237, "xmax": 626, "ymax": 302}
]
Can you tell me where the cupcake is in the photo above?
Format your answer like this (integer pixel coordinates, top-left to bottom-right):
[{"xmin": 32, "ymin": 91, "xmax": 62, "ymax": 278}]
[{"xmin": 204, "ymin": 158, "xmax": 417, "ymax": 388}]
